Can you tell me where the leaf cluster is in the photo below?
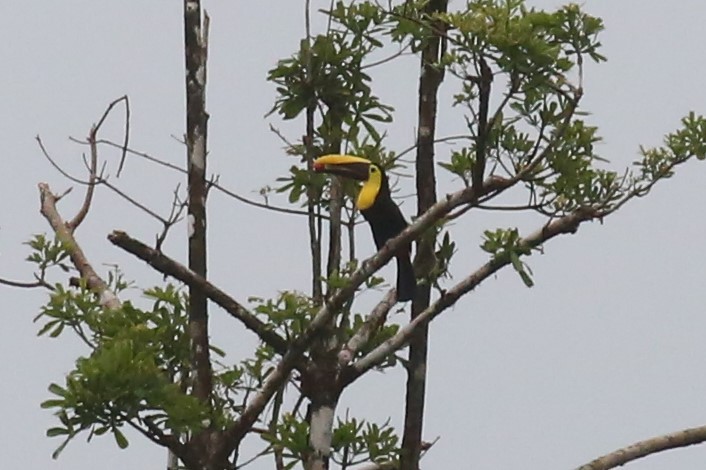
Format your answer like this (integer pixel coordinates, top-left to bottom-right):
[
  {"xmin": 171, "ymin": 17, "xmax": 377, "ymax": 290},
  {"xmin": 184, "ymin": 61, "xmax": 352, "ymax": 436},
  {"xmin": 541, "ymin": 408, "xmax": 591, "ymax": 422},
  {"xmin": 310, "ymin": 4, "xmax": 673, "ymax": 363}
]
[
  {"xmin": 38, "ymin": 283, "xmax": 210, "ymax": 456},
  {"xmin": 262, "ymin": 413, "xmax": 399, "ymax": 469}
]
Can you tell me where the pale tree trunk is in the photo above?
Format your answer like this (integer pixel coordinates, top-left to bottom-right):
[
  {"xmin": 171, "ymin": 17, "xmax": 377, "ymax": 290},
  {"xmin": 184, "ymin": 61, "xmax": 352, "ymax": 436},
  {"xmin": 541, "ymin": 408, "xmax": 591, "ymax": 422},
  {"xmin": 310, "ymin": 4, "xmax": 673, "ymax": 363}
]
[{"xmin": 183, "ymin": 0, "xmax": 214, "ymax": 467}]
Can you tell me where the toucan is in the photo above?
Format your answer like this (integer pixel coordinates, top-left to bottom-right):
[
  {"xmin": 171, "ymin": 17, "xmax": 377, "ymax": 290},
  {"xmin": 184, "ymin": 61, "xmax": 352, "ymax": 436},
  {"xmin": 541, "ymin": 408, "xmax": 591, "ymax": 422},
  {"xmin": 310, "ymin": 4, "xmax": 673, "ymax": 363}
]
[{"xmin": 313, "ymin": 154, "xmax": 416, "ymax": 302}]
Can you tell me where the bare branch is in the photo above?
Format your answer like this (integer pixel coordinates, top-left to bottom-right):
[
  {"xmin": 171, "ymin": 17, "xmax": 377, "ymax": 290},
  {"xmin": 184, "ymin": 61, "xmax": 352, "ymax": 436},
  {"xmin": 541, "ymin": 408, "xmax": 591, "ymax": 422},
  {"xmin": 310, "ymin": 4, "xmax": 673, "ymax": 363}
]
[
  {"xmin": 475, "ymin": 202, "xmax": 550, "ymax": 212},
  {"xmin": 268, "ymin": 123, "xmax": 298, "ymax": 153},
  {"xmin": 211, "ymin": 178, "xmax": 329, "ymax": 219},
  {"xmin": 0, "ymin": 277, "xmax": 51, "ymax": 289},
  {"xmin": 36, "ymin": 136, "xmax": 88, "ymax": 185},
  {"xmin": 361, "ymin": 44, "xmax": 412, "ymax": 70},
  {"xmin": 575, "ymin": 424, "xmax": 706, "ymax": 470},
  {"xmin": 68, "ymin": 96, "xmax": 130, "ymax": 230},
  {"xmin": 66, "ymin": 143, "xmax": 96, "ymax": 231},
  {"xmin": 90, "ymin": 138, "xmax": 336, "ymax": 220},
  {"xmin": 39, "ymin": 134, "xmax": 170, "ymax": 226},
  {"xmin": 93, "ymin": 95, "xmax": 130, "ymax": 177},
  {"xmin": 269, "ymin": 385, "xmax": 286, "ymax": 470},
  {"xmin": 395, "ymin": 134, "xmax": 472, "ymax": 162},
  {"xmin": 86, "ymin": 139, "xmax": 184, "ymax": 172},
  {"xmin": 101, "ymin": 178, "xmax": 170, "ymax": 224},
  {"xmin": 107, "ymin": 230, "xmax": 290, "ymax": 355},
  {"xmin": 38, "ymin": 183, "xmax": 121, "ymax": 309},
  {"xmin": 348, "ymin": 206, "xmax": 599, "ymax": 380},
  {"xmin": 156, "ymin": 184, "xmax": 188, "ymax": 250}
]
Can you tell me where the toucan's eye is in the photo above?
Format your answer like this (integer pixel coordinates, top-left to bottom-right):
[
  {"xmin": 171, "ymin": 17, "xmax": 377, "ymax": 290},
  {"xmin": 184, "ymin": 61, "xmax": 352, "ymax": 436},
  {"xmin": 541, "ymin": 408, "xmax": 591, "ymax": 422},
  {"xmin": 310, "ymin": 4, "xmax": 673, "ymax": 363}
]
[{"xmin": 370, "ymin": 166, "xmax": 377, "ymax": 173}]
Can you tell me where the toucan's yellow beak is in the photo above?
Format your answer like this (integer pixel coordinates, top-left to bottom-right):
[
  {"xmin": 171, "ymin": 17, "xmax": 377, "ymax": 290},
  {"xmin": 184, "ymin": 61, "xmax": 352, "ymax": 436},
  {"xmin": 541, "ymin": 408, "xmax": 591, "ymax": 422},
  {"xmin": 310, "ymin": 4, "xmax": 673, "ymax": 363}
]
[{"xmin": 313, "ymin": 154, "xmax": 371, "ymax": 181}]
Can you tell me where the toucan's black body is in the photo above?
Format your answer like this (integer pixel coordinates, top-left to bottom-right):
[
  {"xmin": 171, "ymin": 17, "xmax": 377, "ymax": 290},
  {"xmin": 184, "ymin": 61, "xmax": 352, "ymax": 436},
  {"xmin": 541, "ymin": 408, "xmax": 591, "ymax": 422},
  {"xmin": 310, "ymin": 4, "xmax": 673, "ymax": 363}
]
[
  {"xmin": 358, "ymin": 175, "xmax": 416, "ymax": 302},
  {"xmin": 313, "ymin": 155, "xmax": 416, "ymax": 302}
]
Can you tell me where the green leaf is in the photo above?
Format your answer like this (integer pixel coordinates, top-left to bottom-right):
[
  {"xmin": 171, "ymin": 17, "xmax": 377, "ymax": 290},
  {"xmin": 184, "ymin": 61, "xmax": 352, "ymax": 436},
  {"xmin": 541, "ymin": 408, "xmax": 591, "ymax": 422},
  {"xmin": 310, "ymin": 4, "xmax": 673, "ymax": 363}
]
[
  {"xmin": 48, "ymin": 383, "xmax": 67, "ymax": 397},
  {"xmin": 40, "ymin": 399, "xmax": 65, "ymax": 409},
  {"xmin": 49, "ymin": 323, "xmax": 65, "ymax": 338},
  {"xmin": 46, "ymin": 427, "xmax": 69, "ymax": 437},
  {"xmin": 510, "ymin": 251, "xmax": 523, "ymax": 273},
  {"xmin": 518, "ymin": 269, "xmax": 535, "ymax": 288},
  {"xmin": 37, "ymin": 320, "xmax": 59, "ymax": 337},
  {"xmin": 510, "ymin": 252, "xmax": 534, "ymax": 287},
  {"xmin": 114, "ymin": 428, "xmax": 129, "ymax": 449}
]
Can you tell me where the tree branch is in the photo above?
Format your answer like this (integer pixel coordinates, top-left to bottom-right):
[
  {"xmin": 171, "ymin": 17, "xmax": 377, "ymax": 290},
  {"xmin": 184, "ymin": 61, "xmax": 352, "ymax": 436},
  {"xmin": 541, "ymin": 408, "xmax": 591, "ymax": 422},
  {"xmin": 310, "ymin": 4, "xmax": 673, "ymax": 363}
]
[
  {"xmin": 107, "ymin": 230, "xmax": 290, "ymax": 356},
  {"xmin": 68, "ymin": 95, "xmax": 130, "ymax": 231},
  {"xmin": 87, "ymin": 138, "xmax": 338, "ymax": 221},
  {"xmin": 303, "ymin": 2, "xmax": 323, "ymax": 304},
  {"xmin": 0, "ymin": 276, "xmax": 52, "ymax": 290},
  {"xmin": 337, "ymin": 289, "xmax": 396, "ymax": 366},
  {"xmin": 575, "ymin": 424, "xmax": 706, "ymax": 470},
  {"xmin": 348, "ymin": 206, "xmax": 598, "ymax": 380},
  {"xmin": 38, "ymin": 134, "xmax": 172, "ymax": 227},
  {"xmin": 38, "ymin": 183, "xmax": 121, "ymax": 309},
  {"xmin": 68, "ymin": 131, "xmax": 98, "ymax": 231}
]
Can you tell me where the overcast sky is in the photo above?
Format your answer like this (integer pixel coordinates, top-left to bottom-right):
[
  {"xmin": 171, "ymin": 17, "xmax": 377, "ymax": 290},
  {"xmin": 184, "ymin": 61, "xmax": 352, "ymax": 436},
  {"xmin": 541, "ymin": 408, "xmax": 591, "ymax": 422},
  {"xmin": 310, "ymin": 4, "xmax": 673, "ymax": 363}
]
[{"xmin": 3, "ymin": 1, "xmax": 706, "ymax": 469}]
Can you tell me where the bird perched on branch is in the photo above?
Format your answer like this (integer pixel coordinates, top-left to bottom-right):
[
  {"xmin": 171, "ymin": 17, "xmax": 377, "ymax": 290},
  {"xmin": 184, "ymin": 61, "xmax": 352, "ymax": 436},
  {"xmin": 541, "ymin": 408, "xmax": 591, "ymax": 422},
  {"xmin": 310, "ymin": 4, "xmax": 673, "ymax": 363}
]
[{"xmin": 313, "ymin": 154, "xmax": 416, "ymax": 302}]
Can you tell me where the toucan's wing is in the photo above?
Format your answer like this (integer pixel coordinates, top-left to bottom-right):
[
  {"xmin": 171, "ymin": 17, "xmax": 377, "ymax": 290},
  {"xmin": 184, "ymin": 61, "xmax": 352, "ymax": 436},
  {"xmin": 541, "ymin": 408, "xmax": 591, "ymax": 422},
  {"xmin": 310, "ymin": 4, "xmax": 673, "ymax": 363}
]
[
  {"xmin": 362, "ymin": 197, "xmax": 409, "ymax": 251},
  {"xmin": 396, "ymin": 252, "xmax": 416, "ymax": 301}
]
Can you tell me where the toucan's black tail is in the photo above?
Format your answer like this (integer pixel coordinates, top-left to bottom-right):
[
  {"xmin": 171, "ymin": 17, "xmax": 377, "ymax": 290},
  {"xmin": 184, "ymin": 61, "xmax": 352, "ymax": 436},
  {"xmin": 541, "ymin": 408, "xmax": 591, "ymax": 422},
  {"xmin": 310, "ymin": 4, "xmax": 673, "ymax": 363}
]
[{"xmin": 396, "ymin": 254, "xmax": 416, "ymax": 302}]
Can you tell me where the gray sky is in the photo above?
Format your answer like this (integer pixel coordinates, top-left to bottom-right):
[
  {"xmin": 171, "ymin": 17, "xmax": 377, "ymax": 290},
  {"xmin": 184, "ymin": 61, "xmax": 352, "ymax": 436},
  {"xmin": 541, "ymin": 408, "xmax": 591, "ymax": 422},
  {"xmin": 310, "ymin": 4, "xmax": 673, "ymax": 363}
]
[{"xmin": 3, "ymin": 1, "xmax": 706, "ymax": 469}]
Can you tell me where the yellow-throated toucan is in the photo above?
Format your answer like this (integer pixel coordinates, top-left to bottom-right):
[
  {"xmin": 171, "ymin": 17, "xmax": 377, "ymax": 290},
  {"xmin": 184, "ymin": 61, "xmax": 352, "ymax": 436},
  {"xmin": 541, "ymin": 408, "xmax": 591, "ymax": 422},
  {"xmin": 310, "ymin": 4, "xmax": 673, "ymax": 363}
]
[{"xmin": 313, "ymin": 154, "xmax": 416, "ymax": 302}]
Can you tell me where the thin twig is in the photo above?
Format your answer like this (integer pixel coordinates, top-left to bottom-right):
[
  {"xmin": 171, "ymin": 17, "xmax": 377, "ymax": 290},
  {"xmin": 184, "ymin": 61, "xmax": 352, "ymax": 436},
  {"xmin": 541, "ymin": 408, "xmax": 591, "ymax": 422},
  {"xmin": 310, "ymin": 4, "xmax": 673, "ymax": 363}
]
[
  {"xmin": 156, "ymin": 184, "xmax": 188, "ymax": 250},
  {"xmin": 100, "ymin": 178, "xmax": 169, "ymax": 224},
  {"xmin": 475, "ymin": 202, "xmax": 549, "ymax": 212},
  {"xmin": 62, "ymin": 96, "xmax": 130, "ymax": 220},
  {"xmin": 395, "ymin": 134, "xmax": 472, "ymax": 162},
  {"xmin": 91, "ymin": 95, "xmax": 130, "ymax": 177},
  {"xmin": 85, "ymin": 138, "xmax": 336, "ymax": 220},
  {"xmin": 597, "ymin": 155, "xmax": 691, "ymax": 218},
  {"xmin": 361, "ymin": 44, "xmax": 412, "ymax": 70},
  {"xmin": 0, "ymin": 277, "xmax": 50, "ymax": 289},
  {"xmin": 39, "ymin": 135, "xmax": 171, "ymax": 226},
  {"xmin": 68, "ymin": 129, "xmax": 99, "ymax": 231},
  {"xmin": 36, "ymin": 136, "xmax": 87, "ymax": 185}
]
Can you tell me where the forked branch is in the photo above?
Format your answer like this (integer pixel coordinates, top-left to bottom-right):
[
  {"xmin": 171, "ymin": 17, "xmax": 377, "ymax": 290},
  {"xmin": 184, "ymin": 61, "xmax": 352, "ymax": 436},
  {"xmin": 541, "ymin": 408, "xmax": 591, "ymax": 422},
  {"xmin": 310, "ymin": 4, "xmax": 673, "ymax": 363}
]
[
  {"xmin": 347, "ymin": 206, "xmax": 598, "ymax": 381},
  {"xmin": 38, "ymin": 183, "xmax": 121, "ymax": 309}
]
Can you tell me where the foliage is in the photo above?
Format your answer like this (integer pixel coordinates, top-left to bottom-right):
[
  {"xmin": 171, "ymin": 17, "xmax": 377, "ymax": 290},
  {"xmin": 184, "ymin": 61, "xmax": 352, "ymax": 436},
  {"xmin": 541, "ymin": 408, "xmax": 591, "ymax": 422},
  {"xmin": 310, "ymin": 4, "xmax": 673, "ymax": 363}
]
[
  {"xmin": 36, "ymin": 278, "xmax": 210, "ymax": 457},
  {"xmin": 263, "ymin": 413, "xmax": 400, "ymax": 469}
]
